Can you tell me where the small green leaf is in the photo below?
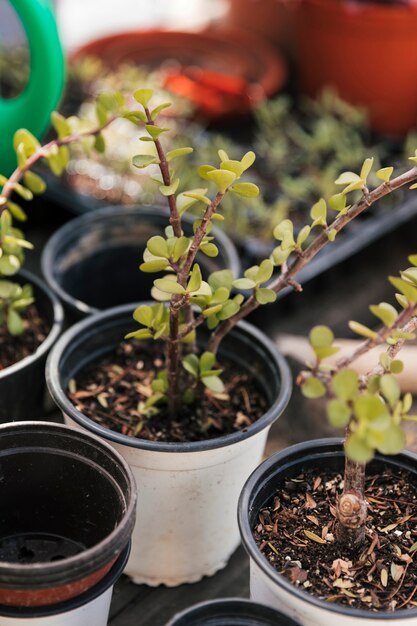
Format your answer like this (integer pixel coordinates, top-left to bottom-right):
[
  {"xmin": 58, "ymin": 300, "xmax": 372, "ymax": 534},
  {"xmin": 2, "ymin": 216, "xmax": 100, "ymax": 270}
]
[
  {"xmin": 389, "ymin": 277, "xmax": 417, "ymax": 303},
  {"xmin": 376, "ymin": 167, "xmax": 394, "ymax": 183},
  {"xmin": 23, "ymin": 171, "xmax": 46, "ymax": 195},
  {"xmin": 200, "ymin": 243, "xmax": 218, "ymax": 257},
  {"xmin": 231, "ymin": 182, "xmax": 259, "ymax": 198},
  {"xmin": 345, "ymin": 434, "xmax": 373, "ymax": 463},
  {"xmin": 297, "ymin": 225, "xmax": 311, "ymax": 247},
  {"xmin": 12, "ymin": 182, "xmax": 33, "ymax": 201},
  {"xmin": 94, "ymin": 133, "xmax": 106, "ymax": 153},
  {"xmin": 220, "ymin": 160, "xmax": 244, "ymax": 177},
  {"xmin": 301, "ymin": 376, "xmax": 326, "ymax": 399},
  {"xmin": 233, "ymin": 278, "xmax": 256, "ymax": 290},
  {"xmin": 380, "ymin": 374, "xmax": 401, "ymax": 407},
  {"xmin": 327, "ymin": 229, "xmax": 337, "ymax": 242},
  {"xmin": 198, "ymin": 165, "xmax": 216, "ymax": 180},
  {"xmin": 133, "ymin": 88, "xmax": 154, "ymax": 107},
  {"xmin": 310, "ymin": 198, "xmax": 327, "ymax": 227},
  {"xmin": 51, "ymin": 111, "xmax": 72, "ymax": 138},
  {"xmin": 255, "ymin": 288, "xmax": 277, "ymax": 304},
  {"xmin": 206, "ymin": 169, "xmax": 236, "ymax": 192},
  {"xmin": 145, "ymin": 124, "xmax": 170, "ymax": 140},
  {"xmin": 390, "ymin": 360, "xmax": 404, "ymax": 374},
  {"xmin": 377, "ymin": 423, "xmax": 405, "ymax": 455},
  {"xmin": 348, "ymin": 320, "xmax": 378, "ymax": 339},
  {"xmin": 153, "ymin": 277, "xmax": 186, "ymax": 295},
  {"xmin": 241, "ymin": 151, "xmax": 256, "ymax": 171},
  {"xmin": 182, "ymin": 354, "xmax": 199, "ymax": 378},
  {"xmin": 256, "ymin": 259, "xmax": 274, "ymax": 284},
  {"xmin": 147, "ymin": 236, "xmax": 169, "ymax": 258},
  {"xmin": 125, "ymin": 328, "xmax": 152, "ymax": 340},
  {"xmin": 202, "ymin": 376, "xmax": 225, "ymax": 393},
  {"xmin": 132, "ymin": 154, "xmax": 159, "ymax": 169},
  {"xmin": 310, "ymin": 325, "xmax": 334, "ymax": 348},
  {"xmin": 166, "ymin": 147, "xmax": 193, "ymax": 161},
  {"xmin": 133, "ymin": 305, "xmax": 153, "ymax": 327},
  {"xmin": 159, "ymin": 179, "xmax": 179, "ymax": 196},
  {"xmin": 369, "ymin": 302, "xmax": 398, "ymax": 327},
  {"xmin": 13, "ymin": 129, "xmax": 39, "ymax": 155},
  {"xmin": 140, "ymin": 260, "xmax": 169, "ymax": 272},
  {"xmin": 151, "ymin": 102, "xmax": 171, "ymax": 117},
  {"xmin": 360, "ymin": 157, "xmax": 374, "ymax": 182},
  {"xmin": 7, "ymin": 308, "xmax": 23, "ymax": 335},
  {"xmin": 200, "ymin": 351, "xmax": 216, "ymax": 372},
  {"xmin": 188, "ymin": 264, "xmax": 202, "ymax": 293},
  {"xmin": 327, "ymin": 399, "xmax": 350, "ymax": 428},
  {"xmin": 7, "ymin": 202, "xmax": 27, "ymax": 222},
  {"xmin": 332, "ymin": 369, "xmax": 358, "ymax": 401}
]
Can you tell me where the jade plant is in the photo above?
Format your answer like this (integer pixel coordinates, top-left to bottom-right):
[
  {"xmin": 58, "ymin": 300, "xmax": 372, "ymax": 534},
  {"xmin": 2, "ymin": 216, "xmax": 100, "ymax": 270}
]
[
  {"xmin": 121, "ymin": 88, "xmax": 417, "ymax": 433},
  {"xmin": 0, "ymin": 94, "xmax": 127, "ymax": 336},
  {"xmin": 298, "ymin": 260, "xmax": 417, "ymax": 549}
]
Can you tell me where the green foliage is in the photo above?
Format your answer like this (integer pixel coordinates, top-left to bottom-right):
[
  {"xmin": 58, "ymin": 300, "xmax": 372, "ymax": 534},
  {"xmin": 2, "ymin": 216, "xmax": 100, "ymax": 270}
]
[
  {"xmin": 182, "ymin": 351, "xmax": 225, "ymax": 394},
  {"xmin": 0, "ymin": 281, "xmax": 33, "ymax": 335}
]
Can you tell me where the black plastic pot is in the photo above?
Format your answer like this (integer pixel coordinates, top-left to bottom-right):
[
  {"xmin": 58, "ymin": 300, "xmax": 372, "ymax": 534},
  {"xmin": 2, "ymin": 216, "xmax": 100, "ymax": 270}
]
[
  {"xmin": 0, "ymin": 421, "xmax": 136, "ymax": 608},
  {"xmin": 0, "ymin": 270, "xmax": 64, "ymax": 422},
  {"xmin": 0, "ymin": 543, "xmax": 130, "ymax": 621},
  {"xmin": 238, "ymin": 438, "xmax": 417, "ymax": 624},
  {"xmin": 165, "ymin": 598, "xmax": 301, "ymax": 625},
  {"xmin": 41, "ymin": 205, "xmax": 241, "ymax": 323}
]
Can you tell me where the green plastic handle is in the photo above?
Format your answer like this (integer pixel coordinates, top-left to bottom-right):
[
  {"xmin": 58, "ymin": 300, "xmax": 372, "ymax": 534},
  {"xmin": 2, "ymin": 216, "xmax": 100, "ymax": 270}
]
[{"xmin": 0, "ymin": 0, "xmax": 65, "ymax": 176}]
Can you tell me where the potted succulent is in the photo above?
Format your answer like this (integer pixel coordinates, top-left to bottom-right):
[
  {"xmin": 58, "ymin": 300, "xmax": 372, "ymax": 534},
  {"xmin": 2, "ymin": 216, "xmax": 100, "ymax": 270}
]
[
  {"xmin": 165, "ymin": 598, "xmax": 301, "ymax": 625},
  {"xmin": 0, "ymin": 420, "xmax": 136, "ymax": 625},
  {"xmin": 294, "ymin": 0, "xmax": 417, "ymax": 136},
  {"xmin": 45, "ymin": 88, "xmax": 417, "ymax": 589},
  {"xmin": 239, "ymin": 257, "xmax": 417, "ymax": 623},
  {"xmin": 0, "ymin": 91, "xmax": 134, "ymax": 419}
]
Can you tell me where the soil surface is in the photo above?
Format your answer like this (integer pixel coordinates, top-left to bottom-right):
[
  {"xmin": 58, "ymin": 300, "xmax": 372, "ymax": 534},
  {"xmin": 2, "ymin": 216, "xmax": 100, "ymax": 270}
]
[
  {"xmin": 0, "ymin": 305, "xmax": 50, "ymax": 370},
  {"xmin": 68, "ymin": 340, "xmax": 269, "ymax": 443},
  {"xmin": 254, "ymin": 466, "xmax": 417, "ymax": 612}
]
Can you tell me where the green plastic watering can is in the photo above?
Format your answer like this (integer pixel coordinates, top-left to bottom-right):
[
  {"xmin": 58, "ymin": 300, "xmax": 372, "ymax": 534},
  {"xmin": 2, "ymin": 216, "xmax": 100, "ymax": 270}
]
[{"xmin": 0, "ymin": 0, "xmax": 65, "ymax": 176}]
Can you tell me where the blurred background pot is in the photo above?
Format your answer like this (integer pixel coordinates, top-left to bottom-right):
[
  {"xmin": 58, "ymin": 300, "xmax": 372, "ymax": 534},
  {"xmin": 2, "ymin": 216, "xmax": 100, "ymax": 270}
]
[
  {"xmin": 165, "ymin": 598, "xmax": 301, "ymax": 625},
  {"xmin": 295, "ymin": 0, "xmax": 417, "ymax": 136},
  {"xmin": 0, "ymin": 270, "xmax": 63, "ymax": 422},
  {"xmin": 46, "ymin": 304, "xmax": 292, "ymax": 586},
  {"xmin": 0, "ymin": 421, "xmax": 136, "ymax": 610},
  {"xmin": 41, "ymin": 205, "xmax": 241, "ymax": 323}
]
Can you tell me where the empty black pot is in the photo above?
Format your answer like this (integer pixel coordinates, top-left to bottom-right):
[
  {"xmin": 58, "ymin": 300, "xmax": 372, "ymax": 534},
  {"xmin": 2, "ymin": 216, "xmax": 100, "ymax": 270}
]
[
  {"xmin": 0, "ymin": 270, "xmax": 64, "ymax": 422},
  {"xmin": 41, "ymin": 205, "xmax": 241, "ymax": 322},
  {"xmin": 0, "ymin": 421, "xmax": 136, "ymax": 608},
  {"xmin": 165, "ymin": 598, "xmax": 301, "ymax": 625}
]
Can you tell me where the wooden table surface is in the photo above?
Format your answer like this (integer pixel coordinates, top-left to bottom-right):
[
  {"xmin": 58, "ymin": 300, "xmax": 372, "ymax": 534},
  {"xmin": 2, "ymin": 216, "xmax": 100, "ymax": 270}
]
[{"xmin": 25, "ymin": 196, "xmax": 417, "ymax": 625}]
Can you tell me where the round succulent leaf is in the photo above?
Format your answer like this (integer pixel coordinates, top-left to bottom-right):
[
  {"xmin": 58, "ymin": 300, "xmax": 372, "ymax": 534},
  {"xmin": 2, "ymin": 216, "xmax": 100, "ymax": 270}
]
[
  {"xmin": 256, "ymin": 259, "xmax": 274, "ymax": 285},
  {"xmin": 327, "ymin": 229, "xmax": 337, "ymax": 242},
  {"xmin": 220, "ymin": 160, "xmax": 244, "ymax": 177},
  {"xmin": 132, "ymin": 154, "xmax": 159, "ymax": 169},
  {"xmin": 198, "ymin": 165, "xmax": 216, "ymax": 181},
  {"xmin": 395, "ymin": 293, "xmax": 409, "ymax": 309},
  {"xmin": 403, "ymin": 392, "xmax": 413, "ymax": 414},
  {"xmin": 297, "ymin": 225, "xmax": 311, "ymax": 247},
  {"xmin": 172, "ymin": 236, "xmax": 190, "ymax": 262},
  {"xmin": 389, "ymin": 276, "xmax": 417, "ymax": 303},
  {"xmin": 313, "ymin": 345, "xmax": 340, "ymax": 360},
  {"xmin": 208, "ymin": 269, "xmax": 234, "ymax": 291},
  {"xmin": 332, "ymin": 369, "xmax": 358, "ymax": 401},
  {"xmin": 125, "ymin": 328, "xmax": 153, "ymax": 340},
  {"xmin": 376, "ymin": 423, "xmax": 405, "ymax": 456},
  {"xmin": 301, "ymin": 376, "xmax": 326, "ymax": 399},
  {"xmin": 153, "ymin": 277, "xmax": 186, "ymax": 295},
  {"xmin": 380, "ymin": 374, "xmax": 401, "ymax": 407},
  {"xmin": 376, "ymin": 166, "xmax": 394, "ymax": 183},
  {"xmin": 7, "ymin": 202, "xmax": 26, "ymax": 222},
  {"xmin": 23, "ymin": 171, "xmax": 46, "ymax": 195},
  {"xmin": 255, "ymin": 287, "xmax": 277, "ymax": 304},
  {"xmin": 335, "ymin": 171, "xmax": 361, "ymax": 186},
  {"xmin": 310, "ymin": 198, "xmax": 327, "ymax": 225},
  {"xmin": 402, "ymin": 267, "xmax": 417, "ymax": 286},
  {"xmin": 345, "ymin": 434, "xmax": 374, "ymax": 463},
  {"xmin": 348, "ymin": 320, "xmax": 378, "ymax": 339},
  {"xmin": 0, "ymin": 254, "xmax": 20, "ymax": 275},
  {"xmin": 408, "ymin": 254, "xmax": 417, "ymax": 267},
  {"xmin": 329, "ymin": 193, "xmax": 347, "ymax": 212},
  {"xmin": 241, "ymin": 151, "xmax": 256, "ymax": 171},
  {"xmin": 360, "ymin": 157, "xmax": 374, "ymax": 182},
  {"xmin": 182, "ymin": 354, "xmax": 199, "ymax": 378},
  {"xmin": 309, "ymin": 325, "xmax": 334, "ymax": 348},
  {"xmin": 140, "ymin": 260, "xmax": 169, "ymax": 273},
  {"xmin": 233, "ymin": 278, "xmax": 256, "ymax": 290},
  {"xmin": 133, "ymin": 88, "xmax": 154, "ymax": 107},
  {"xmin": 369, "ymin": 302, "xmax": 398, "ymax": 327},
  {"xmin": 273, "ymin": 219, "xmax": 293, "ymax": 242},
  {"xmin": 218, "ymin": 300, "xmax": 240, "ymax": 320},
  {"xmin": 7, "ymin": 308, "xmax": 23, "ymax": 335},
  {"xmin": 200, "ymin": 243, "xmax": 219, "ymax": 257},
  {"xmin": 145, "ymin": 124, "xmax": 170, "ymax": 140},
  {"xmin": 200, "ymin": 351, "xmax": 216, "ymax": 372},
  {"xmin": 211, "ymin": 286, "xmax": 230, "ymax": 303},
  {"xmin": 159, "ymin": 178, "xmax": 179, "ymax": 197},
  {"xmin": 147, "ymin": 236, "xmax": 169, "ymax": 259},
  {"xmin": 133, "ymin": 305, "xmax": 153, "ymax": 327},
  {"xmin": 354, "ymin": 393, "xmax": 389, "ymax": 424},
  {"xmin": 13, "ymin": 129, "xmax": 39, "ymax": 155},
  {"xmin": 51, "ymin": 111, "xmax": 71, "ymax": 138},
  {"xmin": 327, "ymin": 399, "xmax": 350, "ymax": 428},
  {"xmin": 203, "ymin": 303, "xmax": 223, "ymax": 317},
  {"xmin": 202, "ymin": 376, "xmax": 225, "ymax": 393},
  {"xmin": 187, "ymin": 264, "xmax": 202, "ymax": 293},
  {"xmin": 390, "ymin": 360, "xmax": 404, "ymax": 374},
  {"xmin": 206, "ymin": 169, "xmax": 236, "ymax": 192},
  {"xmin": 0, "ymin": 280, "xmax": 18, "ymax": 299},
  {"xmin": 231, "ymin": 182, "xmax": 259, "ymax": 198},
  {"xmin": 271, "ymin": 246, "xmax": 290, "ymax": 266}
]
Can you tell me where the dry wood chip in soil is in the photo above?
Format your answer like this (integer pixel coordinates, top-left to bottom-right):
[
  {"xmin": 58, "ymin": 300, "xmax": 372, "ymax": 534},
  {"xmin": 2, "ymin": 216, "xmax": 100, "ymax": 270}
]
[
  {"xmin": 67, "ymin": 340, "xmax": 268, "ymax": 443},
  {"xmin": 254, "ymin": 467, "xmax": 417, "ymax": 612}
]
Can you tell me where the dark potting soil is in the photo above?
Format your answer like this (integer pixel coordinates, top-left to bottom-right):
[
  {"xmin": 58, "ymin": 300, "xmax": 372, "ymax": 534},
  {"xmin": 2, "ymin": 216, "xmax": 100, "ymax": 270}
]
[
  {"xmin": 0, "ymin": 305, "xmax": 50, "ymax": 371},
  {"xmin": 254, "ymin": 467, "xmax": 417, "ymax": 613},
  {"xmin": 68, "ymin": 340, "xmax": 269, "ymax": 442}
]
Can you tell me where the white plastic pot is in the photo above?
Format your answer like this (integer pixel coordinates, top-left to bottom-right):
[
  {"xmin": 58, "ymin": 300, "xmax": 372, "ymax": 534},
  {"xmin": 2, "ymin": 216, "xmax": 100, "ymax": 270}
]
[
  {"xmin": 46, "ymin": 304, "xmax": 292, "ymax": 586},
  {"xmin": 239, "ymin": 439, "xmax": 417, "ymax": 625},
  {"xmin": 0, "ymin": 545, "xmax": 129, "ymax": 625}
]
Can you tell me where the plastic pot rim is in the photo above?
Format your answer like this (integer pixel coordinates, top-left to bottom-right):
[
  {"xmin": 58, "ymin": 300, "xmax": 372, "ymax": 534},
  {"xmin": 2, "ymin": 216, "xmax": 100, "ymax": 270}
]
[
  {"xmin": 238, "ymin": 436, "xmax": 417, "ymax": 620},
  {"xmin": 0, "ymin": 421, "xmax": 136, "ymax": 588},
  {"xmin": 165, "ymin": 597, "xmax": 301, "ymax": 625},
  {"xmin": 0, "ymin": 542, "xmax": 130, "ymax": 618},
  {"xmin": 46, "ymin": 303, "xmax": 292, "ymax": 453},
  {"xmin": 0, "ymin": 269, "xmax": 64, "ymax": 381},
  {"xmin": 40, "ymin": 204, "xmax": 241, "ymax": 317}
]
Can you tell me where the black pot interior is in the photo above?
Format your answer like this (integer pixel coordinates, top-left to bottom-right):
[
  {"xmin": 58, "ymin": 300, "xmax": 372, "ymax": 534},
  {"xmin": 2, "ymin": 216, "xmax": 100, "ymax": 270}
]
[
  {"xmin": 53, "ymin": 210, "xmax": 233, "ymax": 310},
  {"xmin": 0, "ymin": 425, "xmax": 130, "ymax": 571}
]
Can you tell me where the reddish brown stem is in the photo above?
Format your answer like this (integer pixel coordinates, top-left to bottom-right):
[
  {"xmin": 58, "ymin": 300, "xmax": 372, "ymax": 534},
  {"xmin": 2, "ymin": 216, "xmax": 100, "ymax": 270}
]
[
  {"xmin": 208, "ymin": 167, "xmax": 417, "ymax": 355},
  {"xmin": 336, "ymin": 453, "xmax": 367, "ymax": 549}
]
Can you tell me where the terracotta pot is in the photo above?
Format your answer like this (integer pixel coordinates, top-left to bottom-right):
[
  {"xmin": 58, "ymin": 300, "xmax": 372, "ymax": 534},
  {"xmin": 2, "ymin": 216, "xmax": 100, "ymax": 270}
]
[
  {"xmin": 46, "ymin": 304, "xmax": 292, "ymax": 586},
  {"xmin": 295, "ymin": 0, "xmax": 417, "ymax": 136}
]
